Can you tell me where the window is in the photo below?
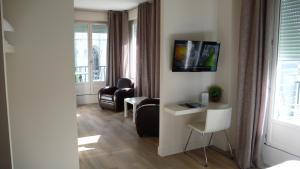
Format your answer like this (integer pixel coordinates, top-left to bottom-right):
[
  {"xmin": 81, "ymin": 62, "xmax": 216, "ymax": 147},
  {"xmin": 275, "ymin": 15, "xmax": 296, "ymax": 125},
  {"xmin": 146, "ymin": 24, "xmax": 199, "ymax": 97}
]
[
  {"xmin": 129, "ymin": 21, "xmax": 137, "ymax": 83},
  {"xmin": 267, "ymin": 0, "xmax": 300, "ymax": 157},
  {"xmin": 74, "ymin": 23, "xmax": 107, "ymax": 84},
  {"xmin": 92, "ymin": 24, "xmax": 108, "ymax": 82},
  {"xmin": 273, "ymin": 0, "xmax": 300, "ymax": 125},
  {"xmin": 74, "ymin": 23, "xmax": 89, "ymax": 83}
]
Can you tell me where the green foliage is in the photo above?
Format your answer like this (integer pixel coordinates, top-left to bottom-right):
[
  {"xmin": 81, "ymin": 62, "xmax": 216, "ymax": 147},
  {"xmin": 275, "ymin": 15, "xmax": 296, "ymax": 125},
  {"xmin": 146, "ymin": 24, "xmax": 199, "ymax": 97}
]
[
  {"xmin": 208, "ymin": 85, "xmax": 222, "ymax": 102},
  {"xmin": 203, "ymin": 48, "xmax": 216, "ymax": 67}
]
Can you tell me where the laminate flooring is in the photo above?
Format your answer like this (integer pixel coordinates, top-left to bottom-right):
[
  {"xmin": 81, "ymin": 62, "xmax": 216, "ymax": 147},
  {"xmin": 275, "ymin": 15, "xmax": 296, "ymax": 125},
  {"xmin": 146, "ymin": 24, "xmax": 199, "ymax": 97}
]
[{"xmin": 77, "ymin": 104, "xmax": 239, "ymax": 169}]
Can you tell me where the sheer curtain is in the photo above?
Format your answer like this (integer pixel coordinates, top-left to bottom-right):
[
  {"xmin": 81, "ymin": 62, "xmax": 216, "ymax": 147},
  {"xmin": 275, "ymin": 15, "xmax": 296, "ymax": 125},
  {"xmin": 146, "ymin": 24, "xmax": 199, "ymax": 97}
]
[
  {"xmin": 236, "ymin": 0, "xmax": 275, "ymax": 168},
  {"xmin": 136, "ymin": 0, "xmax": 160, "ymax": 98}
]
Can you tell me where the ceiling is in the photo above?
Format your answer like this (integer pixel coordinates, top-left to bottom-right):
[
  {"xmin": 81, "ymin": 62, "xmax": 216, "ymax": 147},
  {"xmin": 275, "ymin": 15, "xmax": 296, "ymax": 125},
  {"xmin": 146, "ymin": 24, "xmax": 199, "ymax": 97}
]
[{"xmin": 74, "ymin": 0, "xmax": 148, "ymax": 11}]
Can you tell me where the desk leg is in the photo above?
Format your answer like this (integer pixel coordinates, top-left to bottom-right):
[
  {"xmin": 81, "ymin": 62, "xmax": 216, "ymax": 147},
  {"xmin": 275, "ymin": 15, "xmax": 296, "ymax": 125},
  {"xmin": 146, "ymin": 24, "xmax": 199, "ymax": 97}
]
[
  {"xmin": 133, "ymin": 104, "xmax": 136, "ymax": 123},
  {"xmin": 124, "ymin": 101, "xmax": 128, "ymax": 118}
]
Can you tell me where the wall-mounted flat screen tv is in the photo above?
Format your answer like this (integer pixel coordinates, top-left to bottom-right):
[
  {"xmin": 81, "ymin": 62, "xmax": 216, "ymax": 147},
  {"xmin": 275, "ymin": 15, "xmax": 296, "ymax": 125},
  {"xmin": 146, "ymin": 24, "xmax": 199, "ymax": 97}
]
[{"xmin": 172, "ymin": 40, "xmax": 220, "ymax": 72}]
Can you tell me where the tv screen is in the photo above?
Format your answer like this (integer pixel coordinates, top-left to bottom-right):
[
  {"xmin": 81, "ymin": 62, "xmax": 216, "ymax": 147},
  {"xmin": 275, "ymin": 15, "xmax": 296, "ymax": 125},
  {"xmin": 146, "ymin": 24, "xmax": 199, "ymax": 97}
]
[{"xmin": 172, "ymin": 40, "xmax": 220, "ymax": 72}]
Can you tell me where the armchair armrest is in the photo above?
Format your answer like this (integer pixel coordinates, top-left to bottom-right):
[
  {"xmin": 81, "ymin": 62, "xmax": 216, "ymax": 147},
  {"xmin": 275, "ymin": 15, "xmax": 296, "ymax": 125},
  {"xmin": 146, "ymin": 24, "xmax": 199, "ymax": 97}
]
[
  {"xmin": 113, "ymin": 88, "xmax": 134, "ymax": 112},
  {"xmin": 99, "ymin": 86, "xmax": 118, "ymax": 95},
  {"xmin": 137, "ymin": 98, "xmax": 159, "ymax": 109}
]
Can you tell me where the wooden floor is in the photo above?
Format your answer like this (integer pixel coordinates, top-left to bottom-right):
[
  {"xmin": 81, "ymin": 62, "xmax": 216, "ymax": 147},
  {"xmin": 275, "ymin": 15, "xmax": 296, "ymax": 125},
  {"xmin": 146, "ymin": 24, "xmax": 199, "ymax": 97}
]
[{"xmin": 77, "ymin": 104, "xmax": 239, "ymax": 169}]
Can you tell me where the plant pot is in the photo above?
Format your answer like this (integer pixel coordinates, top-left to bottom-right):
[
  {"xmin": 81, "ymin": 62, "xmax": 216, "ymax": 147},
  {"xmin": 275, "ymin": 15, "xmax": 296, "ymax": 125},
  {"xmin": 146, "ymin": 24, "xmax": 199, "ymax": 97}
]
[{"xmin": 210, "ymin": 96, "xmax": 221, "ymax": 102}]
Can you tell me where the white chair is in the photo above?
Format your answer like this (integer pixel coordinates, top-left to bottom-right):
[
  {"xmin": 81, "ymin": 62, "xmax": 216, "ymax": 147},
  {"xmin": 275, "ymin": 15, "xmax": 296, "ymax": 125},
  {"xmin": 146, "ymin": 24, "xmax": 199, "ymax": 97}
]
[{"xmin": 184, "ymin": 107, "xmax": 233, "ymax": 167}]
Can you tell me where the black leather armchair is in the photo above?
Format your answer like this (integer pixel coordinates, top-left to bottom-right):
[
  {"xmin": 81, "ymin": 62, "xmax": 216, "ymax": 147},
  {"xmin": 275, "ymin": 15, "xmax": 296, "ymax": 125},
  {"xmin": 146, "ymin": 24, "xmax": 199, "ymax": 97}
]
[
  {"xmin": 135, "ymin": 98, "xmax": 159, "ymax": 137},
  {"xmin": 98, "ymin": 78, "xmax": 134, "ymax": 112}
]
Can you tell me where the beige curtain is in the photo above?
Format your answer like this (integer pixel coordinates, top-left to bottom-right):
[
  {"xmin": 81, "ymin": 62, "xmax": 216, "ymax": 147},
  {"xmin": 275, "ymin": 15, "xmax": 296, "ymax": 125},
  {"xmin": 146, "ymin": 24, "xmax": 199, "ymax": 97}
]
[
  {"xmin": 106, "ymin": 11, "xmax": 129, "ymax": 86},
  {"xmin": 136, "ymin": 0, "xmax": 160, "ymax": 98},
  {"xmin": 236, "ymin": 0, "xmax": 275, "ymax": 168}
]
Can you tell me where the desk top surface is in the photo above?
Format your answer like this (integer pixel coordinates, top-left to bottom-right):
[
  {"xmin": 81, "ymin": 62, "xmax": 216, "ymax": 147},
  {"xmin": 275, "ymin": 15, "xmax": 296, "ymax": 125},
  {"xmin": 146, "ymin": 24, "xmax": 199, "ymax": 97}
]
[{"xmin": 164, "ymin": 102, "xmax": 229, "ymax": 116}]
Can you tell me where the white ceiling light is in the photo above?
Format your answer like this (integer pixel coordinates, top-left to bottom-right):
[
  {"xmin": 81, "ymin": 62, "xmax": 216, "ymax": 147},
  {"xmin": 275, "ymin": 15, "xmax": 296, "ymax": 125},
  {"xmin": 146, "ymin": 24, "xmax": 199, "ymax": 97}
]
[{"xmin": 74, "ymin": 0, "xmax": 148, "ymax": 11}]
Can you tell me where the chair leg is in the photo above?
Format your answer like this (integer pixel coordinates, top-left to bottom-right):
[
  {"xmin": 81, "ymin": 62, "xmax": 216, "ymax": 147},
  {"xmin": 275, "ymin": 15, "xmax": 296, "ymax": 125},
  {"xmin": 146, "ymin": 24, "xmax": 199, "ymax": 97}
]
[
  {"xmin": 208, "ymin": 133, "xmax": 214, "ymax": 146},
  {"xmin": 184, "ymin": 129, "xmax": 193, "ymax": 152},
  {"xmin": 203, "ymin": 146, "xmax": 208, "ymax": 167},
  {"xmin": 223, "ymin": 130, "xmax": 234, "ymax": 159}
]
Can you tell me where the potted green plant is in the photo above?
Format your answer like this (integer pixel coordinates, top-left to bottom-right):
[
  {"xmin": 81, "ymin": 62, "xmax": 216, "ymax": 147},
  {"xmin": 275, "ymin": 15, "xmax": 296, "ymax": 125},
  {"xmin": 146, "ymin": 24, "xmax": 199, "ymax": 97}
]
[{"xmin": 208, "ymin": 85, "xmax": 222, "ymax": 102}]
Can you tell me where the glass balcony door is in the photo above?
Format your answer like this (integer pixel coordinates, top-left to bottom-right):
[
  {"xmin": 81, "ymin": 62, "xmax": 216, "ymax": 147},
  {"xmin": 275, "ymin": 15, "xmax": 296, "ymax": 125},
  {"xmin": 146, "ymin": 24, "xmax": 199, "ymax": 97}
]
[
  {"xmin": 267, "ymin": 0, "xmax": 300, "ymax": 157},
  {"xmin": 74, "ymin": 22, "xmax": 107, "ymax": 95}
]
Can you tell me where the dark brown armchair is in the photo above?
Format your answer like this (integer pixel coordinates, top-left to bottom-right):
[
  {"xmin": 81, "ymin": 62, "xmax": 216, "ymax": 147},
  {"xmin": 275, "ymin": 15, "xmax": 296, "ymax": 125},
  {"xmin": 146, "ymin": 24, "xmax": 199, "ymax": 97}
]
[
  {"xmin": 98, "ymin": 78, "xmax": 134, "ymax": 112},
  {"xmin": 135, "ymin": 98, "xmax": 159, "ymax": 137}
]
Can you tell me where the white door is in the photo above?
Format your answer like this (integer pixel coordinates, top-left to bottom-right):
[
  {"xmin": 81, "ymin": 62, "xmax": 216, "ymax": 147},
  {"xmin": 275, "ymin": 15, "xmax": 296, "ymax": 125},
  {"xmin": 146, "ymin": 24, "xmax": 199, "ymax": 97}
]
[{"xmin": 74, "ymin": 22, "xmax": 108, "ymax": 95}]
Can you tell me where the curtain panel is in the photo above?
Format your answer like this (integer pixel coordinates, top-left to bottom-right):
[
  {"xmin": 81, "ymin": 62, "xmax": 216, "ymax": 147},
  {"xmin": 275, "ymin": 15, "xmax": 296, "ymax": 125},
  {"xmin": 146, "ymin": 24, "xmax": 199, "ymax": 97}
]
[
  {"xmin": 236, "ymin": 0, "xmax": 276, "ymax": 168},
  {"xmin": 106, "ymin": 11, "xmax": 129, "ymax": 86},
  {"xmin": 136, "ymin": 0, "xmax": 160, "ymax": 98}
]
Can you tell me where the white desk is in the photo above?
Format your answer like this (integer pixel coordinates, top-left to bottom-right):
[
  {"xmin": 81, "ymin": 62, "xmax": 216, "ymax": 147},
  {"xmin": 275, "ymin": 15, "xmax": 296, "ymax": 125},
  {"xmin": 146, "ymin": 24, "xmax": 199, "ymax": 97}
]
[
  {"xmin": 124, "ymin": 97, "xmax": 148, "ymax": 123},
  {"xmin": 164, "ymin": 102, "xmax": 229, "ymax": 116}
]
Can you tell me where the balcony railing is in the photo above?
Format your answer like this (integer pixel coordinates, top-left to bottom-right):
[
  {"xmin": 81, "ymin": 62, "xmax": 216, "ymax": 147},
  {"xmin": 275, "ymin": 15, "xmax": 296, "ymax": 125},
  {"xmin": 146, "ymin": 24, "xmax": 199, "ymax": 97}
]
[
  {"xmin": 93, "ymin": 66, "xmax": 107, "ymax": 82},
  {"xmin": 74, "ymin": 66, "xmax": 88, "ymax": 83},
  {"xmin": 74, "ymin": 66, "xmax": 107, "ymax": 83}
]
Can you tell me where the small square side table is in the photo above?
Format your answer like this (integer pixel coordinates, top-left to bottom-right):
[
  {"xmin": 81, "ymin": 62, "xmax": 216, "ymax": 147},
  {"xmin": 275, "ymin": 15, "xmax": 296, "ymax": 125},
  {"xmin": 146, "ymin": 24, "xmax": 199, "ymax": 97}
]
[{"xmin": 124, "ymin": 97, "xmax": 148, "ymax": 123}]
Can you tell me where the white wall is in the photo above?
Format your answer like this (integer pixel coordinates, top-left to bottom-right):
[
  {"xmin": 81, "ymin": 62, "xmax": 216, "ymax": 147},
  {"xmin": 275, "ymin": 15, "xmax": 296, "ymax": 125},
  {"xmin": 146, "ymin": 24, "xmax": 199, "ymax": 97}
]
[
  {"xmin": 4, "ymin": 0, "xmax": 80, "ymax": 169},
  {"xmin": 74, "ymin": 8, "xmax": 137, "ymax": 22},
  {"xmin": 129, "ymin": 8, "xmax": 137, "ymax": 21},
  {"xmin": 212, "ymin": 0, "xmax": 241, "ymax": 150},
  {"xmin": 159, "ymin": 0, "xmax": 240, "ymax": 156},
  {"xmin": 76, "ymin": 94, "xmax": 99, "ymax": 105},
  {"xmin": 74, "ymin": 10, "xmax": 107, "ymax": 22}
]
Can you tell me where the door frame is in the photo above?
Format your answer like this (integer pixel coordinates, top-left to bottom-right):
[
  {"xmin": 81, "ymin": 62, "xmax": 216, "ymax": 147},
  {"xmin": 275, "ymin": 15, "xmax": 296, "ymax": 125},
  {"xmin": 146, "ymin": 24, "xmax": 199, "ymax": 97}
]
[{"xmin": 0, "ymin": 1, "xmax": 13, "ymax": 167}]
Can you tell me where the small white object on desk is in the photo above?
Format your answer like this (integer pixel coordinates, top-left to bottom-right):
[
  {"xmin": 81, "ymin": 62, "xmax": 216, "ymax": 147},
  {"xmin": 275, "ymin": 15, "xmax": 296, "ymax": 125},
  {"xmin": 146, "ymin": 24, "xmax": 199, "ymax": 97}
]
[
  {"xmin": 200, "ymin": 92, "xmax": 209, "ymax": 106},
  {"xmin": 124, "ymin": 97, "xmax": 148, "ymax": 123},
  {"xmin": 164, "ymin": 102, "xmax": 229, "ymax": 116}
]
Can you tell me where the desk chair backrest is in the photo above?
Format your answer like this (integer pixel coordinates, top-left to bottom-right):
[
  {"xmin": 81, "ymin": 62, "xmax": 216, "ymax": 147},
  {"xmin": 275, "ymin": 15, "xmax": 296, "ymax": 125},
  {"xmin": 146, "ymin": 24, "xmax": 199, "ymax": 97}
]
[{"xmin": 205, "ymin": 107, "xmax": 232, "ymax": 133}]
